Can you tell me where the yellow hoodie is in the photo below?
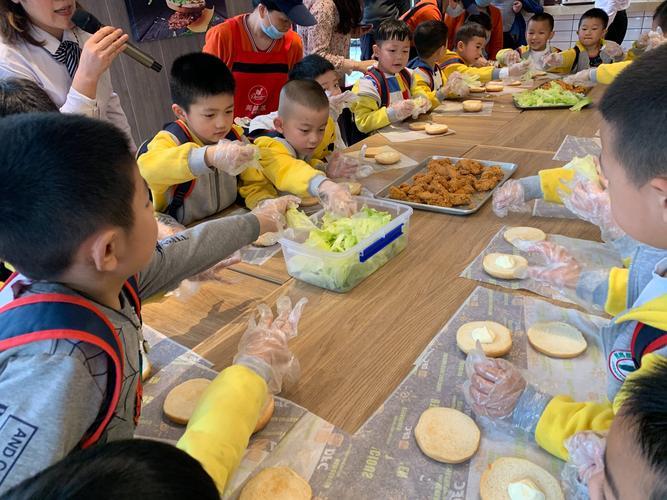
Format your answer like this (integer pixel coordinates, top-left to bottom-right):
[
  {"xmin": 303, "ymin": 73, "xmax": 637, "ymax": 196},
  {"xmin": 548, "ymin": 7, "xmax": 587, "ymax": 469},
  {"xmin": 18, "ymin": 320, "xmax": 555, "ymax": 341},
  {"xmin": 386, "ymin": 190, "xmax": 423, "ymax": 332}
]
[{"xmin": 437, "ymin": 49, "xmax": 497, "ymax": 82}]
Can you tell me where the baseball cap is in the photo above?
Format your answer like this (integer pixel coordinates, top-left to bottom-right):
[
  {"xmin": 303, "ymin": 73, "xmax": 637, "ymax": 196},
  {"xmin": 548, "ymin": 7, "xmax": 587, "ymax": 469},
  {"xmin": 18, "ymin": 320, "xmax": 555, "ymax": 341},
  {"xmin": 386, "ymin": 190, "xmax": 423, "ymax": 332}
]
[{"xmin": 264, "ymin": 0, "xmax": 317, "ymax": 26}]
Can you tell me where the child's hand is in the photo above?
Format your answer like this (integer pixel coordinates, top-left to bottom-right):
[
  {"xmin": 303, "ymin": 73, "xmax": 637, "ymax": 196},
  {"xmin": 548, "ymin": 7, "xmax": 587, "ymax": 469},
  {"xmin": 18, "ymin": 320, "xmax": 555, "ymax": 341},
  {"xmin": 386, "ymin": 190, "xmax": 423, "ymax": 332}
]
[
  {"xmin": 325, "ymin": 152, "xmax": 359, "ymax": 179},
  {"xmin": 501, "ymin": 50, "xmax": 522, "ymax": 67},
  {"xmin": 646, "ymin": 27, "xmax": 667, "ymax": 51},
  {"xmin": 442, "ymin": 71, "xmax": 470, "ymax": 98},
  {"xmin": 233, "ymin": 296, "xmax": 308, "ymax": 394},
  {"xmin": 318, "ymin": 180, "xmax": 357, "ymax": 216},
  {"xmin": 507, "ymin": 60, "xmax": 531, "ymax": 77},
  {"xmin": 492, "ymin": 179, "xmax": 529, "ymax": 217},
  {"xmin": 209, "ymin": 140, "xmax": 259, "ymax": 176},
  {"xmin": 388, "ymin": 99, "xmax": 415, "ymax": 121},
  {"xmin": 517, "ymin": 241, "xmax": 581, "ymax": 288},
  {"xmin": 562, "ymin": 432, "xmax": 606, "ymax": 499},
  {"xmin": 563, "ymin": 69, "xmax": 592, "ymax": 86},
  {"xmin": 512, "ymin": 0, "xmax": 523, "ymax": 13},
  {"xmin": 327, "ymin": 90, "xmax": 359, "ymax": 116},
  {"xmin": 411, "ymin": 96, "xmax": 431, "ymax": 118},
  {"xmin": 542, "ymin": 52, "xmax": 564, "ymax": 69},
  {"xmin": 463, "ymin": 345, "xmax": 527, "ymax": 419},
  {"xmin": 603, "ymin": 40, "xmax": 624, "ymax": 60},
  {"xmin": 251, "ymin": 195, "xmax": 301, "ymax": 234}
]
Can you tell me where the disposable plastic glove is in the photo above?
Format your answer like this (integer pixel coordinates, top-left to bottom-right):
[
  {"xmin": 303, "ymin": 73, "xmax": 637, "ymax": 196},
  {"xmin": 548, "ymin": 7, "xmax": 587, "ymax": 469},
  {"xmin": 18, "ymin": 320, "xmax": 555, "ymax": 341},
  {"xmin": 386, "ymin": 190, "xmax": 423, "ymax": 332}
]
[
  {"xmin": 603, "ymin": 40, "xmax": 624, "ymax": 60},
  {"xmin": 411, "ymin": 95, "xmax": 432, "ymax": 119},
  {"xmin": 564, "ymin": 69, "xmax": 593, "ymax": 86},
  {"xmin": 463, "ymin": 344, "xmax": 551, "ymax": 435},
  {"xmin": 210, "ymin": 139, "xmax": 259, "ymax": 176},
  {"xmin": 646, "ymin": 27, "xmax": 667, "ymax": 51},
  {"xmin": 542, "ymin": 52, "xmax": 564, "ymax": 69},
  {"xmin": 388, "ymin": 99, "xmax": 415, "ymax": 121},
  {"xmin": 499, "ymin": 50, "xmax": 521, "ymax": 67},
  {"xmin": 514, "ymin": 240, "xmax": 582, "ymax": 288},
  {"xmin": 492, "ymin": 179, "xmax": 530, "ymax": 217},
  {"xmin": 251, "ymin": 195, "xmax": 301, "ymax": 234},
  {"xmin": 233, "ymin": 296, "xmax": 308, "ymax": 393},
  {"xmin": 325, "ymin": 151, "xmax": 359, "ymax": 179},
  {"xmin": 561, "ymin": 432, "xmax": 606, "ymax": 500},
  {"xmin": 327, "ymin": 90, "xmax": 359, "ymax": 118},
  {"xmin": 318, "ymin": 180, "xmax": 357, "ymax": 216},
  {"xmin": 440, "ymin": 71, "xmax": 470, "ymax": 99},
  {"xmin": 507, "ymin": 60, "xmax": 531, "ymax": 77}
]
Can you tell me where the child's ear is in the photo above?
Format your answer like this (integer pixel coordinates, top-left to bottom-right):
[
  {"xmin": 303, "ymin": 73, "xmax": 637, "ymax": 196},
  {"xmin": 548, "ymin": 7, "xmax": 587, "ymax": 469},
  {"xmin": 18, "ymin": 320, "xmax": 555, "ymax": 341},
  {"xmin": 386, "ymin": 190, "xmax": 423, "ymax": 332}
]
[
  {"xmin": 372, "ymin": 44, "xmax": 379, "ymax": 58},
  {"xmin": 172, "ymin": 103, "xmax": 187, "ymax": 122},
  {"xmin": 89, "ymin": 229, "xmax": 122, "ymax": 273},
  {"xmin": 649, "ymin": 178, "xmax": 667, "ymax": 224},
  {"xmin": 456, "ymin": 41, "xmax": 465, "ymax": 52},
  {"xmin": 273, "ymin": 116, "xmax": 284, "ymax": 134},
  {"xmin": 548, "ymin": 31, "xmax": 555, "ymax": 41}
]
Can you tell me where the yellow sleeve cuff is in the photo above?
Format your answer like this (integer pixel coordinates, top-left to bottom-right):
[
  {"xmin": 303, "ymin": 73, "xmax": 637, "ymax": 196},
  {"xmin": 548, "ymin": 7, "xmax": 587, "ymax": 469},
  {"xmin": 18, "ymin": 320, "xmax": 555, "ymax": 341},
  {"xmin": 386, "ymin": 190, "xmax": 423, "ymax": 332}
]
[
  {"xmin": 606, "ymin": 267, "xmax": 629, "ymax": 316},
  {"xmin": 596, "ymin": 61, "xmax": 632, "ymax": 85},
  {"xmin": 177, "ymin": 364, "xmax": 267, "ymax": 493},
  {"xmin": 535, "ymin": 395, "xmax": 614, "ymax": 460}
]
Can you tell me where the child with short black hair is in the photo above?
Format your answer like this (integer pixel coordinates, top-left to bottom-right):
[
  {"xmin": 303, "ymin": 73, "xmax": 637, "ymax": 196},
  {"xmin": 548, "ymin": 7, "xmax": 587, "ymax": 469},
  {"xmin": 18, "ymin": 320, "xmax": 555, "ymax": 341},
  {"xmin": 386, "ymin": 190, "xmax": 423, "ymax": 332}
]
[
  {"xmin": 251, "ymin": 80, "xmax": 356, "ymax": 214},
  {"xmin": 544, "ymin": 8, "xmax": 625, "ymax": 73},
  {"xmin": 350, "ymin": 19, "xmax": 431, "ymax": 134},
  {"xmin": 464, "ymin": 45, "xmax": 667, "ymax": 472},
  {"xmin": 0, "ymin": 77, "xmax": 58, "ymax": 116},
  {"xmin": 496, "ymin": 13, "xmax": 560, "ymax": 67},
  {"xmin": 137, "ymin": 52, "xmax": 268, "ymax": 225},
  {"xmin": 0, "ymin": 112, "xmax": 298, "ymax": 494},
  {"xmin": 454, "ymin": 23, "xmax": 488, "ymax": 66}
]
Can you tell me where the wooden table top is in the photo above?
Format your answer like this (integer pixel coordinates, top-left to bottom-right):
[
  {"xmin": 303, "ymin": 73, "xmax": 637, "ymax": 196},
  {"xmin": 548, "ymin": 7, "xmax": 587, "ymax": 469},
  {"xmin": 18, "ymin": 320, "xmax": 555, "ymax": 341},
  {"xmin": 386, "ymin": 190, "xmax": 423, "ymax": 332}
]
[{"xmin": 148, "ymin": 85, "xmax": 606, "ymax": 433}]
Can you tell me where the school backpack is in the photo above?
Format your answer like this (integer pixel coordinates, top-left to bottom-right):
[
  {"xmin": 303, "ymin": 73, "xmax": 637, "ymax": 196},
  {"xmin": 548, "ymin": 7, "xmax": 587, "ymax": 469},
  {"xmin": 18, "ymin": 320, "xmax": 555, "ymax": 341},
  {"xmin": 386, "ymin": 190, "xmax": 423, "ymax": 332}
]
[
  {"xmin": 365, "ymin": 67, "xmax": 413, "ymax": 108},
  {"xmin": 401, "ymin": 0, "xmax": 444, "ymax": 24},
  {"xmin": 631, "ymin": 322, "xmax": 667, "ymax": 369},
  {"xmin": 137, "ymin": 121, "xmax": 241, "ymax": 219},
  {"xmin": 0, "ymin": 273, "xmax": 142, "ymax": 449}
]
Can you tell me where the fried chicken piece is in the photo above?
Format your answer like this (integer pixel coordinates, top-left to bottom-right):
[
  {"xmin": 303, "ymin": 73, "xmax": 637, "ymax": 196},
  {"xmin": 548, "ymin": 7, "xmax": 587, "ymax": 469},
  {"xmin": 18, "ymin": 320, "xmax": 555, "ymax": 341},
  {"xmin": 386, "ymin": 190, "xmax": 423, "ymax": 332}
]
[
  {"xmin": 456, "ymin": 159, "xmax": 485, "ymax": 175},
  {"xmin": 480, "ymin": 165, "xmax": 504, "ymax": 180},
  {"xmin": 389, "ymin": 186, "xmax": 409, "ymax": 201},
  {"xmin": 449, "ymin": 193, "xmax": 472, "ymax": 205},
  {"xmin": 454, "ymin": 185, "xmax": 475, "ymax": 195},
  {"xmin": 474, "ymin": 177, "xmax": 501, "ymax": 191}
]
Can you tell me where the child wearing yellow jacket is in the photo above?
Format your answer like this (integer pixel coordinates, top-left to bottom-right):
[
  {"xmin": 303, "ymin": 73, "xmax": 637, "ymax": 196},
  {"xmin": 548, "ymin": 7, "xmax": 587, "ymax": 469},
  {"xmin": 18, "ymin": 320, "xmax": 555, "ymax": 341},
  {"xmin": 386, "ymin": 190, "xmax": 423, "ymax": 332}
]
[
  {"xmin": 243, "ymin": 80, "xmax": 357, "ymax": 215},
  {"xmin": 138, "ymin": 53, "xmax": 274, "ymax": 224},
  {"xmin": 464, "ymin": 47, "xmax": 667, "ymax": 467},
  {"xmin": 350, "ymin": 19, "xmax": 432, "ymax": 134},
  {"xmin": 496, "ymin": 13, "xmax": 561, "ymax": 69}
]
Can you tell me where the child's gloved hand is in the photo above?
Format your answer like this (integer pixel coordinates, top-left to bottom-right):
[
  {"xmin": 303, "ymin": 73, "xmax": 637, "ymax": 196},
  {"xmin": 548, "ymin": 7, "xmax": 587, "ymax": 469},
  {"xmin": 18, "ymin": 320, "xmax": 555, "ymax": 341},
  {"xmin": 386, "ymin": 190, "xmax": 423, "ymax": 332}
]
[
  {"xmin": 558, "ymin": 174, "xmax": 625, "ymax": 243},
  {"xmin": 209, "ymin": 139, "xmax": 259, "ymax": 176},
  {"xmin": 603, "ymin": 40, "xmax": 624, "ymax": 60},
  {"xmin": 561, "ymin": 432, "xmax": 606, "ymax": 500},
  {"xmin": 507, "ymin": 60, "xmax": 531, "ymax": 77},
  {"xmin": 325, "ymin": 151, "xmax": 359, "ymax": 179},
  {"xmin": 500, "ymin": 50, "xmax": 522, "ymax": 67},
  {"xmin": 318, "ymin": 180, "xmax": 357, "ymax": 216},
  {"xmin": 251, "ymin": 195, "xmax": 301, "ymax": 234},
  {"xmin": 492, "ymin": 179, "xmax": 529, "ymax": 217},
  {"xmin": 388, "ymin": 99, "xmax": 415, "ymax": 121},
  {"xmin": 542, "ymin": 52, "xmax": 564, "ymax": 69},
  {"xmin": 441, "ymin": 71, "xmax": 470, "ymax": 98},
  {"xmin": 327, "ymin": 90, "xmax": 359, "ymax": 116},
  {"xmin": 233, "ymin": 296, "xmax": 308, "ymax": 394},
  {"xmin": 463, "ymin": 343, "xmax": 552, "ymax": 436},
  {"xmin": 411, "ymin": 96, "xmax": 431, "ymax": 119},
  {"xmin": 564, "ymin": 69, "xmax": 593, "ymax": 86},
  {"xmin": 515, "ymin": 240, "xmax": 581, "ymax": 288},
  {"xmin": 646, "ymin": 27, "xmax": 667, "ymax": 51}
]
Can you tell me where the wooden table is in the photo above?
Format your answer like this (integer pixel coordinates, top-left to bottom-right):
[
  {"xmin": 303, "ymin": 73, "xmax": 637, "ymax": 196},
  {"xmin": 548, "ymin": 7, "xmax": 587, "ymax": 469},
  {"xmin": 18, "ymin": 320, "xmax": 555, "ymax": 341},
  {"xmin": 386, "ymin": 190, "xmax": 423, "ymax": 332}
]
[{"xmin": 148, "ymin": 84, "xmax": 606, "ymax": 433}]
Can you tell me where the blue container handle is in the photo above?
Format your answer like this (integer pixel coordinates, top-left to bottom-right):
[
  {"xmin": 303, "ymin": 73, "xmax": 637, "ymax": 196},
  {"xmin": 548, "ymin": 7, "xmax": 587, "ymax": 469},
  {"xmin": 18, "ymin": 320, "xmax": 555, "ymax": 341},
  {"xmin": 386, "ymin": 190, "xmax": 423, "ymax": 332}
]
[{"xmin": 359, "ymin": 224, "xmax": 404, "ymax": 263}]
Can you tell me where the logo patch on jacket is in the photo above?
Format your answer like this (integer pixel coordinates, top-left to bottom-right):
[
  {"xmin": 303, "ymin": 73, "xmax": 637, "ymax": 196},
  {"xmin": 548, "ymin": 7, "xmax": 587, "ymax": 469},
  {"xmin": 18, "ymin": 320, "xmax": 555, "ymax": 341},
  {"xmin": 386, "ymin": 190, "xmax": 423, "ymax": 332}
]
[{"xmin": 608, "ymin": 350, "xmax": 636, "ymax": 381}]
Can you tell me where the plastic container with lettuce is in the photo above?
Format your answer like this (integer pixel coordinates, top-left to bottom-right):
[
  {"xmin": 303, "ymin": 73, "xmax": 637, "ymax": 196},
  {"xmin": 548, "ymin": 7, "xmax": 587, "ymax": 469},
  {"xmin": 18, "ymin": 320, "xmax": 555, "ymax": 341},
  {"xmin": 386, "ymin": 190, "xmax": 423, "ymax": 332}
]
[
  {"xmin": 514, "ymin": 81, "xmax": 592, "ymax": 111},
  {"xmin": 279, "ymin": 197, "xmax": 413, "ymax": 292}
]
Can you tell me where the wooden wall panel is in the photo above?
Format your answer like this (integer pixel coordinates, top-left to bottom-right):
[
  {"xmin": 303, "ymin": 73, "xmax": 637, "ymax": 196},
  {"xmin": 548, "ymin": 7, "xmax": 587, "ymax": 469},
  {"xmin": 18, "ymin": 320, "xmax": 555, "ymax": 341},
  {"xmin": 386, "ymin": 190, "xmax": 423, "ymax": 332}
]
[{"xmin": 85, "ymin": 0, "xmax": 252, "ymax": 144}]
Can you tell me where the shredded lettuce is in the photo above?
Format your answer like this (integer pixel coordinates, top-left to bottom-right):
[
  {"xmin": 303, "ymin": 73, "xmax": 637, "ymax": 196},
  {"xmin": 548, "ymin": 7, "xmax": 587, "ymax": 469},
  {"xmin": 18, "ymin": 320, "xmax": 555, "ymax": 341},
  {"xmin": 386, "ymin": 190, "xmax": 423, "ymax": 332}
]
[
  {"xmin": 304, "ymin": 208, "xmax": 392, "ymax": 253},
  {"xmin": 286, "ymin": 208, "xmax": 316, "ymax": 232},
  {"xmin": 462, "ymin": 74, "xmax": 481, "ymax": 87},
  {"xmin": 515, "ymin": 82, "xmax": 589, "ymax": 109}
]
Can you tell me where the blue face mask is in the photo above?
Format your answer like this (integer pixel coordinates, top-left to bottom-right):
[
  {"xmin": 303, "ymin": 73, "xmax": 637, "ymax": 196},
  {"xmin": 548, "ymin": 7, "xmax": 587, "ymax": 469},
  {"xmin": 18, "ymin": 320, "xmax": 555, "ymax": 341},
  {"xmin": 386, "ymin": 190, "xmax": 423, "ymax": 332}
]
[
  {"xmin": 475, "ymin": 0, "xmax": 491, "ymax": 7},
  {"xmin": 261, "ymin": 15, "xmax": 285, "ymax": 39}
]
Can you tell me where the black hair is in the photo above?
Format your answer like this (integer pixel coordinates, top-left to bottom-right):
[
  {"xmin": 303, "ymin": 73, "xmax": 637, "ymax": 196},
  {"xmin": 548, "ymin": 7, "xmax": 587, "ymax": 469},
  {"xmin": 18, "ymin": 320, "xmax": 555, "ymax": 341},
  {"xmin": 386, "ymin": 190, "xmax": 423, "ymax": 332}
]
[
  {"xmin": 170, "ymin": 52, "xmax": 235, "ymax": 110},
  {"xmin": 0, "ymin": 77, "xmax": 58, "ymax": 116},
  {"xmin": 578, "ymin": 7, "xmax": 609, "ymax": 29},
  {"xmin": 466, "ymin": 12, "xmax": 492, "ymax": 32},
  {"xmin": 655, "ymin": 0, "xmax": 667, "ymax": 31},
  {"xmin": 2, "ymin": 439, "xmax": 219, "ymax": 500},
  {"xmin": 278, "ymin": 79, "xmax": 329, "ymax": 116},
  {"xmin": 413, "ymin": 20, "xmax": 449, "ymax": 59},
  {"xmin": 375, "ymin": 18, "xmax": 411, "ymax": 44},
  {"xmin": 252, "ymin": 0, "xmax": 281, "ymax": 11},
  {"xmin": 333, "ymin": 0, "xmax": 362, "ymax": 34},
  {"xmin": 599, "ymin": 44, "xmax": 667, "ymax": 186},
  {"xmin": 528, "ymin": 12, "xmax": 555, "ymax": 31},
  {"xmin": 455, "ymin": 22, "xmax": 487, "ymax": 46},
  {"xmin": 288, "ymin": 54, "xmax": 336, "ymax": 81},
  {"xmin": 619, "ymin": 358, "xmax": 667, "ymax": 500},
  {"xmin": 0, "ymin": 113, "xmax": 136, "ymax": 280}
]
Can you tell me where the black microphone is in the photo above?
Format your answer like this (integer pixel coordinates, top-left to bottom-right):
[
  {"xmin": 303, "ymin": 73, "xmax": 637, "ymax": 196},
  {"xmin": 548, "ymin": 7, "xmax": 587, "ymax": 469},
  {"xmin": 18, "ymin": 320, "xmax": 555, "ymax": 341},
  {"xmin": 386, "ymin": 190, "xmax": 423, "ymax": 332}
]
[{"xmin": 72, "ymin": 9, "xmax": 162, "ymax": 73}]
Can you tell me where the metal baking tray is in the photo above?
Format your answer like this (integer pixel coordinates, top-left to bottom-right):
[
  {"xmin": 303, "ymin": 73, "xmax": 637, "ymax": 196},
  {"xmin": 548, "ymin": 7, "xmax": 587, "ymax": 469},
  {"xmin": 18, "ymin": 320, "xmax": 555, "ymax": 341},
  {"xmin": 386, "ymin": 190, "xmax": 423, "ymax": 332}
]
[{"xmin": 375, "ymin": 156, "xmax": 517, "ymax": 215}]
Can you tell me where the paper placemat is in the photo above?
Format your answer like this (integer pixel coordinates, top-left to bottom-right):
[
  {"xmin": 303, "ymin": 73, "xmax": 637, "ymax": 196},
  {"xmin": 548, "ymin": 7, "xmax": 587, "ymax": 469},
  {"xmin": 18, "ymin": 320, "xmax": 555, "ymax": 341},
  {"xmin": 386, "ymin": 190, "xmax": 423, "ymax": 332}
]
[
  {"xmin": 433, "ymin": 100, "xmax": 494, "ymax": 116},
  {"xmin": 553, "ymin": 135, "xmax": 601, "ymax": 162},
  {"xmin": 461, "ymin": 226, "xmax": 622, "ymax": 308},
  {"xmin": 377, "ymin": 122, "xmax": 456, "ymax": 143}
]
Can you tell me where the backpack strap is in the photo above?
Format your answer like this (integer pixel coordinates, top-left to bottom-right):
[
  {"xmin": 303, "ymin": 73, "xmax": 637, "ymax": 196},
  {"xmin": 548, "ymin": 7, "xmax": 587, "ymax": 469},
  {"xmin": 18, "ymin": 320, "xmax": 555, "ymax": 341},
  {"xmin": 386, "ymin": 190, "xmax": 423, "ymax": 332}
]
[
  {"xmin": 631, "ymin": 322, "xmax": 667, "ymax": 369},
  {"xmin": 439, "ymin": 55, "xmax": 466, "ymax": 68},
  {"xmin": 399, "ymin": 68, "xmax": 412, "ymax": 100},
  {"xmin": 407, "ymin": 58, "xmax": 434, "ymax": 89},
  {"xmin": 366, "ymin": 67, "xmax": 390, "ymax": 108},
  {"xmin": 0, "ymin": 293, "xmax": 124, "ymax": 449},
  {"xmin": 401, "ymin": 1, "xmax": 430, "ymax": 23},
  {"xmin": 572, "ymin": 45, "xmax": 581, "ymax": 72}
]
